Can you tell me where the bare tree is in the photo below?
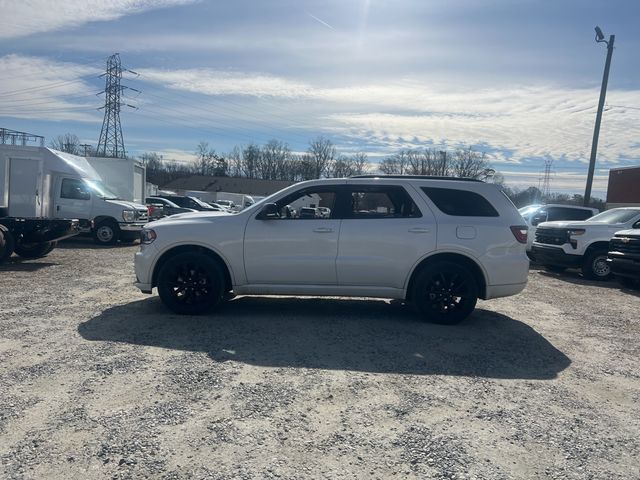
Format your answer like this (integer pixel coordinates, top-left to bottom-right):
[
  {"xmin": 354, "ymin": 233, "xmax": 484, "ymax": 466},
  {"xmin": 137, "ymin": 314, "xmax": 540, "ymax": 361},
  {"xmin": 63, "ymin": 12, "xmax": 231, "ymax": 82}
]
[
  {"xmin": 451, "ymin": 148, "xmax": 491, "ymax": 179},
  {"xmin": 379, "ymin": 150, "xmax": 409, "ymax": 174},
  {"xmin": 49, "ymin": 133, "xmax": 81, "ymax": 155},
  {"xmin": 195, "ymin": 141, "xmax": 227, "ymax": 176},
  {"xmin": 351, "ymin": 152, "xmax": 369, "ymax": 176},
  {"xmin": 307, "ymin": 136, "xmax": 336, "ymax": 178}
]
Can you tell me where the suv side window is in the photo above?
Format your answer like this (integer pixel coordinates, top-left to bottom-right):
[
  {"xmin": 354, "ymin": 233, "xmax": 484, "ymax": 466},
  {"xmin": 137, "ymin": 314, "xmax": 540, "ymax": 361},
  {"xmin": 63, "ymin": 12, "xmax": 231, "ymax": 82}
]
[
  {"xmin": 275, "ymin": 188, "xmax": 338, "ymax": 219},
  {"xmin": 61, "ymin": 178, "xmax": 90, "ymax": 200},
  {"xmin": 421, "ymin": 187, "xmax": 499, "ymax": 217},
  {"xmin": 346, "ymin": 186, "xmax": 421, "ymax": 219}
]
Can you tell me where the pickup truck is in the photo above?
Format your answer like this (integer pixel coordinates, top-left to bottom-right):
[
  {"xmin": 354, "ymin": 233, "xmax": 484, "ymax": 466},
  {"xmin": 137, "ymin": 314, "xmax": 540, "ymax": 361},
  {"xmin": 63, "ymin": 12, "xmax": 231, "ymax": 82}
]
[
  {"xmin": 531, "ymin": 207, "xmax": 640, "ymax": 280},
  {"xmin": 607, "ymin": 229, "xmax": 640, "ymax": 289}
]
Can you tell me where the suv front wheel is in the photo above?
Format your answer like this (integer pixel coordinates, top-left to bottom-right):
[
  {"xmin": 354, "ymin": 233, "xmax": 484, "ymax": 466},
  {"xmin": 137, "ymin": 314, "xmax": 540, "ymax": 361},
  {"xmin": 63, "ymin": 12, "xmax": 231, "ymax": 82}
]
[
  {"xmin": 411, "ymin": 261, "xmax": 479, "ymax": 325},
  {"xmin": 157, "ymin": 252, "xmax": 225, "ymax": 315}
]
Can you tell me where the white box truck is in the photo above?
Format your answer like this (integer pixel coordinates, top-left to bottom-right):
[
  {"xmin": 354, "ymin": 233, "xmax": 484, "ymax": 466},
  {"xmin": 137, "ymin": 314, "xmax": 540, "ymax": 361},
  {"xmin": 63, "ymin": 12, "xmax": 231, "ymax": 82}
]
[
  {"xmin": 0, "ymin": 146, "xmax": 148, "ymax": 248},
  {"xmin": 86, "ymin": 156, "xmax": 146, "ymax": 204}
]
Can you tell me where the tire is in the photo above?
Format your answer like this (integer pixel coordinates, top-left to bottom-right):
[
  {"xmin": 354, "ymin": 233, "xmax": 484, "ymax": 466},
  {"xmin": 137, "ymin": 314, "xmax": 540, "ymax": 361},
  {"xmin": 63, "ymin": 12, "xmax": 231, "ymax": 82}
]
[
  {"xmin": 411, "ymin": 260, "xmax": 479, "ymax": 325},
  {"xmin": 616, "ymin": 275, "xmax": 640, "ymax": 290},
  {"xmin": 544, "ymin": 265, "xmax": 566, "ymax": 274},
  {"xmin": 0, "ymin": 228, "xmax": 16, "ymax": 263},
  {"xmin": 14, "ymin": 241, "xmax": 54, "ymax": 259},
  {"xmin": 581, "ymin": 250, "xmax": 611, "ymax": 281},
  {"xmin": 93, "ymin": 220, "xmax": 119, "ymax": 245},
  {"xmin": 157, "ymin": 252, "xmax": 226, "ymax": 315}
]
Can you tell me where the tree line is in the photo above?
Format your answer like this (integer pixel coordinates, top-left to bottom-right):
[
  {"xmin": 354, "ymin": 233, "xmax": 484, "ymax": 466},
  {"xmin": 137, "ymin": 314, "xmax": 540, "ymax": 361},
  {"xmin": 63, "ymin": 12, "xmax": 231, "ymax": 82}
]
[{"xmin": 48, "ymin": 131, "xmax": 604, "ymax": 208}]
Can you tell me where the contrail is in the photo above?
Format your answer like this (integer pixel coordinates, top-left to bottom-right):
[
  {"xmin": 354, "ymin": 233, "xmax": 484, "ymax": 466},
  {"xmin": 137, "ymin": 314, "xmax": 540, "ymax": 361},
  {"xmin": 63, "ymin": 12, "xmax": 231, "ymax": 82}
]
[{"xmin": 306, "ymin": 11, "xmax": 335, "ymax": 30}]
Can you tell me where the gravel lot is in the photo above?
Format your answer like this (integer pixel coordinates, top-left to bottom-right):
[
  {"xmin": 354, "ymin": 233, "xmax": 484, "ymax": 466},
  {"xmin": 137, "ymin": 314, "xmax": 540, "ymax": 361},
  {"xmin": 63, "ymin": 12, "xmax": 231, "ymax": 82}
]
[{"xmin": 1, "ymin": 239, "xmax": 639, "ymax": 479}]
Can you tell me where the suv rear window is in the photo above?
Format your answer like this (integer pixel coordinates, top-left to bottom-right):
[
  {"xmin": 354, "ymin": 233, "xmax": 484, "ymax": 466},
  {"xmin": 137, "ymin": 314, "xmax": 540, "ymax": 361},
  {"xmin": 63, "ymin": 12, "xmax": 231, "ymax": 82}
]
[{"xmin": 421, "ymin": 187, "xmax": 499, "ymax": 217}]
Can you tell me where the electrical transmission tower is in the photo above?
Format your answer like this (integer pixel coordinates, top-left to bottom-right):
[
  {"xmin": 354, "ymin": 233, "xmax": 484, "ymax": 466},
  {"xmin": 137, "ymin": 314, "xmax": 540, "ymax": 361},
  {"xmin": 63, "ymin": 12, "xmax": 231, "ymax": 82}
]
[
  {"xmin": 541, "ymin": 159, "xmax": 554, "ymax": 199},
  {"xmin": 96, "ymin": 53, "xmax": 139, "ymax": 158}
]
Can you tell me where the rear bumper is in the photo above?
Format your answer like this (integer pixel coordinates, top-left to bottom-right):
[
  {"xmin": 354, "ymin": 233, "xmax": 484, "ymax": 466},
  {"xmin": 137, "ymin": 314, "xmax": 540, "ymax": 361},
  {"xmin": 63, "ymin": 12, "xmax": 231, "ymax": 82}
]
[
  {"xmin": 530, "ymin": 245, "xmax": 582, "ymax": 267},
  {"xmin": 485, "ymin": 282, "xmax": 527, "ymax": 299},
  {"xmin": 607, "ymin": 256, "xmax": 640, "ymax": 279}
]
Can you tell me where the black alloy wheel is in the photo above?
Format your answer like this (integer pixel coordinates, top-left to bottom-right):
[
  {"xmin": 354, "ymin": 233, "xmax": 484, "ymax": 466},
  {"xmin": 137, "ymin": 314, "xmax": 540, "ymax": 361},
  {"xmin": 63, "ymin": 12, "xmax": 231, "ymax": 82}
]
[{"xmin": 157, "ymin": 252, "xmax": 225, "ymax": 315}]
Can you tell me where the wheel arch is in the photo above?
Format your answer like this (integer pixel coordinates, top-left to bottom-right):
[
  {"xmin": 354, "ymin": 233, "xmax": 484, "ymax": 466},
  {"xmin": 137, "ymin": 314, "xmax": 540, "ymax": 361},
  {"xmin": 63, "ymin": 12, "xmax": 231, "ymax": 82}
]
[
  {"xmin": 151, "ymin": 244, "xmax": 233, "ymax": 293},
  {"xmin": 93, "ymin": 216, "xmax": 119, "ymax": 228},
  {"xmin": 405, "ymin": 251, "xmax": 488, "ymax": 301},
  {"xmin": 584, "ymin": 241, "xmax": 610, "ymax": 255}
]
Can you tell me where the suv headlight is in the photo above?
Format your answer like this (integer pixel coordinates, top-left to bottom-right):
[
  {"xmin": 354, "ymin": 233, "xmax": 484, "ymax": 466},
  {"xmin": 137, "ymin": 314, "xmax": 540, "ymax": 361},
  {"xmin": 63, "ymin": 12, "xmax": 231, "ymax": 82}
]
[
  {"xmin": 568, "ymin": 229, "xmax": 585, "ymax": 236},
  {"xmin": 122, "ymin": 209, "xmax": 136, "ymax": 222},
  {"xmin": 141, "ymin": 229, "xmax": 157, "ymax": 244}
]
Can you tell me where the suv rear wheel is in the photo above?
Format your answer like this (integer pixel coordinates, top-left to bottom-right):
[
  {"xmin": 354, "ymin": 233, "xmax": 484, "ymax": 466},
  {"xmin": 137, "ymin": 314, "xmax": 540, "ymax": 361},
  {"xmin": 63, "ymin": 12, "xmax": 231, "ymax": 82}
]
[
  {"xmin": 411, "ymin": 261, "xmax": 479, "ymax": 325},
  {"xmin": 582, "ymin": 249, "xmax": 611, "ymax": 281},
  {"xmin": 157, "ymin": 252, "xmax": 225, "ymax": 315}
]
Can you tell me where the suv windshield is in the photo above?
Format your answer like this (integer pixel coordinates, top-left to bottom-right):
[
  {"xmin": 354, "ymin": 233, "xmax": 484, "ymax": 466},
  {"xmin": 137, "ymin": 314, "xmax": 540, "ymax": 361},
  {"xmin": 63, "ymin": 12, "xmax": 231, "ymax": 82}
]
[
  {"xmin": 586, "ymin": 209, "xmax": 640, "ymax": 224},
  {"xmin": 189, "ymin": 197, "xmax": 215, "ymax": 209},
  {"xmin": 84, "ymin": 179, "xmax": 118, "ymax": 199}
]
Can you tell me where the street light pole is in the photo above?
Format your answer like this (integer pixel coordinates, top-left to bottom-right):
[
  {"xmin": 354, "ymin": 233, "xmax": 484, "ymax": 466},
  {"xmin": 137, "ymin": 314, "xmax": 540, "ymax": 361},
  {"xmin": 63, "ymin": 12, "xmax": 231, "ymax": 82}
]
[{"xmin": 584, "ymin": 26, "xmax": 615, "ymax": 206}]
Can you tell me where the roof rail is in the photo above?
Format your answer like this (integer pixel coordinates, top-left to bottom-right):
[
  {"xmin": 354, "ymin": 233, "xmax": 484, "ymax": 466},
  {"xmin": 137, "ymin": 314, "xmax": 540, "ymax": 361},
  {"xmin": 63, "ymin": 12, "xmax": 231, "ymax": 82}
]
[{"xmin": 350, "ymin": 174, "xmax": 484, "ymax": 182}]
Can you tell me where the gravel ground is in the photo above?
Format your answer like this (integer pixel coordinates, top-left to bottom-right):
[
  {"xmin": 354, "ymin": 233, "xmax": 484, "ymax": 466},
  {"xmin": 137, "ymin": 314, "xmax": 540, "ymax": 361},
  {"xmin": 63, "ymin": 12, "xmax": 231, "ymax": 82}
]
[{"xmin": 1, "ymin": 239, "xmax": 639, "ymax": 479}]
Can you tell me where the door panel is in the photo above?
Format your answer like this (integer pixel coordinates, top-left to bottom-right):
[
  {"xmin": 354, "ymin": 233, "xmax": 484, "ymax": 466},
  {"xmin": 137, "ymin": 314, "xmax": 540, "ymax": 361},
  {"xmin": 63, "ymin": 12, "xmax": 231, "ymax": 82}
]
[
  {"xmin": 54, "ymin": 177, "xmax": 92, "ymax": 220},
  {"xmin": 336, "ymin": 185, "xmax": 436, "ymax": 288},
  {"xmin": 244, "ymin": 219, "xmax": 340, "ymax": 284},
  {"xmin": 8, "ymin": 158, "xmax": 41, "ymax": 218},
  {"xmin": 243, "ymin": 186, "xmax": 341, "ymax": 285}
]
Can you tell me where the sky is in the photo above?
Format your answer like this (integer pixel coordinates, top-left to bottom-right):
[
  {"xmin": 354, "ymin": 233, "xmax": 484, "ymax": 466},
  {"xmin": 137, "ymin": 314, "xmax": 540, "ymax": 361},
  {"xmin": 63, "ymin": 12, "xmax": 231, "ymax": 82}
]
[{"xmin": 1, "ymin": 0, "xmax": 639, "ymax": 197}]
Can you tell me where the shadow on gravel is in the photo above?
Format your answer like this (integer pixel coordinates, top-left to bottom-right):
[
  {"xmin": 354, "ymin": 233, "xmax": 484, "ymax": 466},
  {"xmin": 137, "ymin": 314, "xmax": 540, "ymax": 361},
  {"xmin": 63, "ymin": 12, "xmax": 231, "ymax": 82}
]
[
  {"xmin": 0, "ymin": 260, "xmax": 58, "ymax": 272},
  {"xmin": 78, "ymin": 296, "xmax": 571, "ymax": 379},
  {"xmin": 57, "ymin": 237, "xmax": 138, "ymax": 250},
  {"xmin": 536, "ymin": 269, "xmax": 640, "ymax": 296}
]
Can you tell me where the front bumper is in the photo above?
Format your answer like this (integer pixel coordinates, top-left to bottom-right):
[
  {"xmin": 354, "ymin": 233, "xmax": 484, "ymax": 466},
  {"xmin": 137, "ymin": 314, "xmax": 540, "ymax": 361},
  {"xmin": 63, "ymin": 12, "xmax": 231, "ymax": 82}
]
[
  {"xmin": 530, "ymin": 244, "xmax": 582, "ymax": 268},
  {"xmin": 607, "ymin": 255, "xmax": 640, "ymax": 279},
  {"xmin": 119, "ymin": 222, "xmax": 147, "ymax": 232}
]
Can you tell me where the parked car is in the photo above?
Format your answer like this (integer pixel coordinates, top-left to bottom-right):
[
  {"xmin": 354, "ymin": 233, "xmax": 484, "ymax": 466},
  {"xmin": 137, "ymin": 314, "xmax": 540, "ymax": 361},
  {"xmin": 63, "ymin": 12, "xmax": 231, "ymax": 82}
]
[
  {"xmin": 531, "ymin": 207, "xmax": 640, "ymax": 280},
  {"xmin": 519, "ymin": 204, "xmax": 599, "ymax": 256},
  {"xmin": 207, "ymin": 202, "xmax": 231, "ymax": 212},
  {"xmin": 154, "ymin": 195, "xmax": 218, "ymax": 212},
  {"xmin": 146, "ymin": 197, "xmax": 196, "ymax": 217},
  {"xmin": 214, "ymin": 200, "xmax": 237, "ymax": 210},
  {"xmin": 298, "ymin": 207, "xmax": 318, "ymax": 219},
  {"xmin": 134, "ymin": 176, "xmax": 529, "ymax": 324},
  {"xmin": 317, "ymin": 206, "xmax": 331, "ymax": 218},
  {"xmin": 607, "ymin": 228, "xmax": 640, "ymax": 289}
]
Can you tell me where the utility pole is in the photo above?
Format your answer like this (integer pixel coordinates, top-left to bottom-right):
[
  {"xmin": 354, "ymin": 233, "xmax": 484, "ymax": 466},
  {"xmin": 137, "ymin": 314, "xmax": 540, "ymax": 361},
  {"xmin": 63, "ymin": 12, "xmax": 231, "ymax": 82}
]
[
  {"xmin": 584, "ymin": 26, "xmax": 615, "ymax": 206},
  {"xmin": 96, "ymin": 53, "xmax": 139, "ymax": 158},
  {"xmin": 439, "ymin": 150, "xmax": 447, "ymax": 176},
  {"xmin": 541, "ymin": 159, "xmax": 553, "ymax": 199},
  {"xmin": 79, "ymin": 144, "xmax": 92, "ymax": 156}
]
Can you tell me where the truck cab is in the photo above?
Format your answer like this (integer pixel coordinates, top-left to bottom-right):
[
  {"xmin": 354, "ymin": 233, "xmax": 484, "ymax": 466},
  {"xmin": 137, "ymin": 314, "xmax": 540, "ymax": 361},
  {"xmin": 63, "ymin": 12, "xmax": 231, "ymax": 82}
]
[{"xmin": 53, "ymin": 176, "xmax": 148, "ymax": 244}]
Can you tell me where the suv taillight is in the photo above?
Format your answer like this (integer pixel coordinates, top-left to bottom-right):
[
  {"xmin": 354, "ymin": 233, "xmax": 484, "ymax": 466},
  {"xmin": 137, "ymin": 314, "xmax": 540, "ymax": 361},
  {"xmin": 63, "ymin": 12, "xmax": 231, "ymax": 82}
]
[{"xmin": 510, "ymin": 225, "xmax": 528, "ymax": 244}]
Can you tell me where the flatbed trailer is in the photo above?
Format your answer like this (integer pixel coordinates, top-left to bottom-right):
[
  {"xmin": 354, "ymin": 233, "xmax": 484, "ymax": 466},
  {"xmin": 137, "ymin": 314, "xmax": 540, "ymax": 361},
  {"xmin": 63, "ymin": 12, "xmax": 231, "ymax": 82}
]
[{"xmin": 0, "ymin": 217, "xmax": 79, "ymax": 264}]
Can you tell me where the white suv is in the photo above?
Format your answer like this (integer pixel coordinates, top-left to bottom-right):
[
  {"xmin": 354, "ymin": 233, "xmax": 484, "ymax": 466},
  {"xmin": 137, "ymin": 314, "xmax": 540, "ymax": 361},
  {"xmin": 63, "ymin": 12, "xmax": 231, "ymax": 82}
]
[{"xmin": 134, "ymin": 176, "xmax": 529, "ymax": 324}]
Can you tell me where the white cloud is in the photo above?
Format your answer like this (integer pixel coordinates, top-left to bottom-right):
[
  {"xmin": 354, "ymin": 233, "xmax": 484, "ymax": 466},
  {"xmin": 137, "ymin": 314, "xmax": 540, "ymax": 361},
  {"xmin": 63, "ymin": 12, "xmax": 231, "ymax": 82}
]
[
  {"xmin": 0, "ymin": 55, "xmax": 101, "ymax": 122},
  {"xmin": 0, "ymin": 0, "xmax": 195, "ymax": 39},
  {"xmin": 138, "ymin": 67, "xmax": 640, "ymax": 166}
]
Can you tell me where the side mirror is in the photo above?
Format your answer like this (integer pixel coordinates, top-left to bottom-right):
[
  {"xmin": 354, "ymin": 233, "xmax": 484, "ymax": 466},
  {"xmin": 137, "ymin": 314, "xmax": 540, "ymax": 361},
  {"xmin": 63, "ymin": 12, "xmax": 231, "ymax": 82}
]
[
  {"xmin": 633, "ymin": 220, "xmax": 640, "ymax": 229},
  {"xmin": 531, "ymin": 213, "xmax": 547, "ymax": 226},
  {"xmin": 258, "ymin": 203, "xmax": 280, "ymax": 219}
]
